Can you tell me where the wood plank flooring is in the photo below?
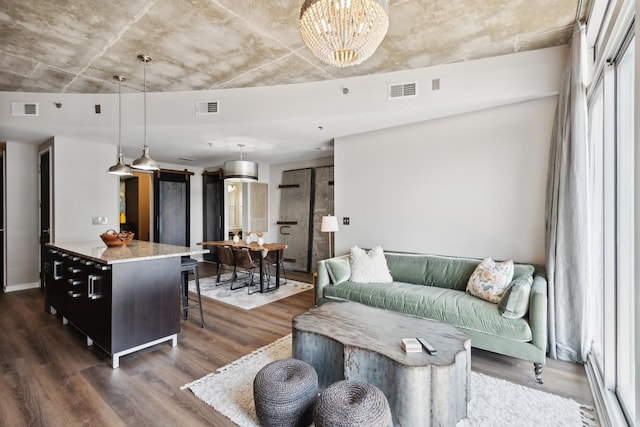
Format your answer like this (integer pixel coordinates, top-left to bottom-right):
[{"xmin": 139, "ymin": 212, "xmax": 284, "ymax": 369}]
[{"xmin": 0, "ymin": 262, "xmax": 594, "ymax": 426}]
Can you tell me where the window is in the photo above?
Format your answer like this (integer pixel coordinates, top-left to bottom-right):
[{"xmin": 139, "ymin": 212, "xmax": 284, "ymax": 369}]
[{"xmin": 614, "ymin": 35, "xmax": 635, "ymax": 422}]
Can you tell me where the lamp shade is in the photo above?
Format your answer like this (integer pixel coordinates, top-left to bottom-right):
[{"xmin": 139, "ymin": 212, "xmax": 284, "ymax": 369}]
[
  {"xmin": 224, "ymin": 159, "xmax": 258, "ymax": 182},
  {"xmin": 321, "ymin": 215, "xmax": 340, "ymax": 232}
]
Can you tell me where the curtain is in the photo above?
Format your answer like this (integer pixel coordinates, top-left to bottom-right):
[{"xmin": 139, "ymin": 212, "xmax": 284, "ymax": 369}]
[{"xmin": 545, "ymin": 23, "xmax": 590, "ymax": 362}]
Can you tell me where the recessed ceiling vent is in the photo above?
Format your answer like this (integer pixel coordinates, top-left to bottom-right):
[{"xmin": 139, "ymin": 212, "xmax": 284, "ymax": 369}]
[
  {"xmin": 388, "ymin": 82, "xmax": 417, "ymax": 99},
  {"xmin": 196, "ymin": 100, "xmax": 219, "ymax": 115},
  {"xmin": 11, "ymin": 102, "xmax": 39, "ymax": 116}
]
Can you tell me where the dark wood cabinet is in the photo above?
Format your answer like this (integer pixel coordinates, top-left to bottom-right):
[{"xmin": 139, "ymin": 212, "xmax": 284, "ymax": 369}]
[{"xmin": 44, "ymin": 246, "xmax": 180, "ymax": 368}]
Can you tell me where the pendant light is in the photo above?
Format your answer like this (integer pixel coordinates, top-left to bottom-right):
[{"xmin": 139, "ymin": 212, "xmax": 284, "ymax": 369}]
[
  {"xmin": 131, "ymin": 55, "xmax": 159, "ymax": 171},
  {"xmin": 224, "ymin": 144, "xmax": 258, "ymax": 182},
  {"xmin": 299, "ymin": 0, "xmax": 390, "ymax": 67},
  {"xmin": 107, "ymin": 75, "xmax": 133, "ymax": 176}
]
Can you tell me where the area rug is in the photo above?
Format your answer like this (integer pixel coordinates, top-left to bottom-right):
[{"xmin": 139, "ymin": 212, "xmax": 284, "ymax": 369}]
[
  {"xmin": 182, "ymin": 335, "xmax": 598, "ymax": 427},
  {"xmin": 188, "ymin": 276, "xmax": 313, "ymax": 310}
]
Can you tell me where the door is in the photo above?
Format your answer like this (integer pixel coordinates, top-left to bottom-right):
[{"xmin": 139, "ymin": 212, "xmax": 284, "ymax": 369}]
[
  {"xmin": 277, "ymin": 168, "xmax": 314, "ymax": 272},
  {"xmin": 154, "ymin": 170, "xmax": 191, "ymax": 246},
  {"xmin": 0, "ymin": 147, "xmax": 4, "ymax": 290},
  {"xmin": 39, "ymin": 149, "xmax": 51, "ymax": 289},
  {"xmin": 202, "ymin": 169, "xmax": 224, "ymax": 262}
]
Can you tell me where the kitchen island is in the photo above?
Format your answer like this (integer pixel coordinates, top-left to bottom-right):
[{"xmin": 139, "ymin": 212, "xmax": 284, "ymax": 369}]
[{"xmin": 44, "ymin": 240, "xmax": 207, "ymax": 368}]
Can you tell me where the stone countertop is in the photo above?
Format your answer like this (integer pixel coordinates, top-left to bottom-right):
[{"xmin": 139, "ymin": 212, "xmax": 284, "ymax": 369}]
[{"xmin": 46, "ymin": 240, "xmax": 208, "ymax": 264}]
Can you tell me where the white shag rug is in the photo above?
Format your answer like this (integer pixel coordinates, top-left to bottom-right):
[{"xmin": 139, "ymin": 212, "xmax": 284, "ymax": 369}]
[
  {"xmin": 188, "ymin": 276, "xmax": 313, "ymax": 310},
  {"xmin": 182, "ymin": 335, "xmax": 597, "ymax": 427}
]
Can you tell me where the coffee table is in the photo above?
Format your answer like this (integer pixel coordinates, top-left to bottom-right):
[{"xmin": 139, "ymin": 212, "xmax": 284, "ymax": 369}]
[{"xmin": 292, "ymin": 301, "xmax": 470, "ymax": 427}]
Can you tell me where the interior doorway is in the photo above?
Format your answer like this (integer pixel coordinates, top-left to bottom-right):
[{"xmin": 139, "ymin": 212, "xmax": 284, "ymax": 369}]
[
  {"xmin": 0, "ymin": 144, "xmax": 4, "ymax": 291},
  {"xmin": 202, "ymin": 169, "xmax": 224, "ymax": 262},
  {"xmin": 39, "ymin": 147, "xmax": 51, "ymax": 289},
  {"xmin": 121, "ymin": 172, "xmax": 152, "ymax": 241}
]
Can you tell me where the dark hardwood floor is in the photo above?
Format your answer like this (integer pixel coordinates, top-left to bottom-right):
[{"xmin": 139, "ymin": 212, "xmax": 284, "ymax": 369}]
[{"xmin": 0, "ymin": 261, "xmax": 594, "ymax": 426}]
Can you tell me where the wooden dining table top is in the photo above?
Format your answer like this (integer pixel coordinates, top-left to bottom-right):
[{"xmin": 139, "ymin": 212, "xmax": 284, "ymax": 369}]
[{"xmin": 197, "ymin": 240, "xmax": 287, "ymax": 251}]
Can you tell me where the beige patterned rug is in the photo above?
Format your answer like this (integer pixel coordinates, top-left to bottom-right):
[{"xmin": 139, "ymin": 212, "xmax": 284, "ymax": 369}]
[
  {"xmin": 188, "ymin": 275, "xmax": 313, "ymax": 310},
  {"xmin": 182, "ymin": 335, "xmax": 598, "ymax": 427}
]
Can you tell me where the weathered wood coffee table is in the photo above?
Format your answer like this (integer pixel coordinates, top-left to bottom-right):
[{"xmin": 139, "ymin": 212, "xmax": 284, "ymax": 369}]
[{"xmin": 292, "ymin": 301, "xmax": 470, "ymax": 427}]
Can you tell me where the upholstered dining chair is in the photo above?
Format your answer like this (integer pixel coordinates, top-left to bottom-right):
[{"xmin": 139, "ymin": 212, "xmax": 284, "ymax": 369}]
[
  {"xmin": 232, "ymin": 247, "xmax": 257, "ymax": 290},
  {"xmin": 216, "ymin": 245, "xmax": 237, "ymax": 287}
]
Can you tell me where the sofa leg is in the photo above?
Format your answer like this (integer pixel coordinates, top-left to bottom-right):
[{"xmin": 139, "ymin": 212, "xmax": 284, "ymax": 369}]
[{"xmin": 534, "ymin": 363, "xmax": 544, "ymax": 384}]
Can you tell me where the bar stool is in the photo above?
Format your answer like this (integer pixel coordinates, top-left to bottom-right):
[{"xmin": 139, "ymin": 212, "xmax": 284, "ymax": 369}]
[{"xmin": 180, "ymin": 257, "xmax": 205, "ymax": 328}]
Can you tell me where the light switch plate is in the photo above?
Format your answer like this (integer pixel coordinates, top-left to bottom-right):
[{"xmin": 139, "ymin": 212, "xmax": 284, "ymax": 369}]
[{"xmin": 92, "ymin": 216, "xmax": 108, "ymax": 225}]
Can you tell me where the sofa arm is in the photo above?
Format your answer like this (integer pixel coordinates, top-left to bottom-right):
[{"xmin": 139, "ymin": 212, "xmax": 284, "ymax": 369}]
[
  {"xmin": 315, "ymin": 255, "xmax": 351, "ymax": 305},
  {"xmin": 315, "ymin": 259, "xmax": 333, "ymax": 305},
  {"xmin": 528, "ymin": 274, "xmax": 548, "ymax": 354}
]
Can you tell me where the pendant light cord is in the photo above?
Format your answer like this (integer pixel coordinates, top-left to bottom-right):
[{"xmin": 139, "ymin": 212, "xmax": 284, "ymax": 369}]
[
  {"xmin": 118, "ymin": 78, "xmax": 122, "ymax": 155},
  {"xmin": 143, "ymin": 59, "xmax": 147, "ymax": 149}
]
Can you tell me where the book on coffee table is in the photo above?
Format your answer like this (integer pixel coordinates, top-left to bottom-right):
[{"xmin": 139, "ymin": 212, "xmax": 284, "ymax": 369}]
[{"xmin": 401, "ymin": 338, "xmax": 422, "ymax": 353}]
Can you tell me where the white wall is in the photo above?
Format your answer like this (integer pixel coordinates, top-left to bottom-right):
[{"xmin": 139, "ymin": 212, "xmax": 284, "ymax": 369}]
[
  {"xmin": 334, "ymin": 97, "xmax": 556, "ymax": 264},
  {"xmin": 5, "ymin": 142, "xmax": 39, "ymax": 290},
  {"xmin": 53, "ymin": 138, "xmax": 120, "ymax": 242}
]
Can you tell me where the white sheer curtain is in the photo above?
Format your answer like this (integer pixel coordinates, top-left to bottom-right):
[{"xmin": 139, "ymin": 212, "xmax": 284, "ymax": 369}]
[{"xmin": 545, "ymin": 23, "xmax": 590, "ymax": 362}]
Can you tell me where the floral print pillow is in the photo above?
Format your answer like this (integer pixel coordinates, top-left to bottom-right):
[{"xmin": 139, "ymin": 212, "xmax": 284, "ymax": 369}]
[{"xmin": 466, "ymin": 257, "xmax": 514, "ymax": 303}]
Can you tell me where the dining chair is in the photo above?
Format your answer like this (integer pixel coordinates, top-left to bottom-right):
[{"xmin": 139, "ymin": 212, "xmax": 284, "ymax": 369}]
[
  {"xmin": 264, "ymin": 248, "xmax": 287, "ymax": 286},
  {"xmin": 216, "ymin": 245, "xmax": 237, "ymax": 286},
  {"xmin": 232, "ymin": 247, "xmax": 257, "ymax": 290}
]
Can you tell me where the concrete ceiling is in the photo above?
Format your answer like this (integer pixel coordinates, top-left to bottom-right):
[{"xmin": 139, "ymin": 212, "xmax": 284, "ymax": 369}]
[{"xmin": 0, "ymin": 0, "xmax": 588, "ymax": 167}]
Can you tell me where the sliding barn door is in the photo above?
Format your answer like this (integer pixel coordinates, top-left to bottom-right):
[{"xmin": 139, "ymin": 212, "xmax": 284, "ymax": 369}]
[
  {"xmin": 277, "ymin": 168, "xmax": 314, "ymax": 272},
  {"xmin": 154, "ymin": 170, "xmax": 191, "ymax": 246},
  {"xmin": 202, "ymin": 169, "xmax": 224, "ymax": 262}
]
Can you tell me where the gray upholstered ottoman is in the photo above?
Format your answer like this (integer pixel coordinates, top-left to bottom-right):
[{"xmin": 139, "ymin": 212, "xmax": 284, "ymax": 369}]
[
  {"xmin": 253, "ymin": 358, "xmax": 318, "ymax": 427},
  {"xmin": 313, "ymin": 380, "xmax": 392, "ymax": 427}
]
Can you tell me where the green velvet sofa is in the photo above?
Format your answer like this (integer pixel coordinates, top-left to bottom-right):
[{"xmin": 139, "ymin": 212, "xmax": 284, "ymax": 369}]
[{"xmin": 315, "ymin": 252, "xmax": 548, "ymax": 383}]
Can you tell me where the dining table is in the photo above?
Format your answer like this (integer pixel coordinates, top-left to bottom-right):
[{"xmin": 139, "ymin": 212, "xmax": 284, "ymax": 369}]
[{"xmin": 197, "ymin": 240, "xmax": 288, "ymax": 294}]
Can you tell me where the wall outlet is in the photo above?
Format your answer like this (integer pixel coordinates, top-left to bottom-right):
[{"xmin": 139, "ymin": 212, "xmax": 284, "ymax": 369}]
[
  {"xmin": 92, "ymin": 216, "xmax": 108, "ymax": 225},
  {"xmin": 343, "ymin": 217, "xmax": 350, "ymax": 225}
]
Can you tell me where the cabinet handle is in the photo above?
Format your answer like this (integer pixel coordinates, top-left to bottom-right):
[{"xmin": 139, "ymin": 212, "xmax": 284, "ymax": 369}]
[
  {"xmin": 67, "ymin": 290, "xmax": 83, "ymax": 298},
  {"xmin": 53, "ymin": 260, "xmax": 63, "ymax": 280},
  {"xmin": 67, "ymin": 279, "xmax": 81, "ymax": 286},
  {"xmin": 67, "ymin": 267, "xmax": 82, "ymax": 274},
  {"xmin": 88, "ymin": 275, "xmax": 103, "ymax": 300}
]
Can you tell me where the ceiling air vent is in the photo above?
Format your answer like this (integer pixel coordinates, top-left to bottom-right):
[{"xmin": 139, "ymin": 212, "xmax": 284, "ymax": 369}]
[
  {"xmin": 11, "ymin": 102, "xmax": 39, "ymax": 116},
  {"xmin": 196, "ymin": 100, "xmax": 219, "ymax": 115},
  {"xmin": 388, "ymin": 82, "xmax": 417, "ymax": 99}
]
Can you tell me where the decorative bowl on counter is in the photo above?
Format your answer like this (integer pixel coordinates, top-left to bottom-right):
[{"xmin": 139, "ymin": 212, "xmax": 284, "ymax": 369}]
[{"xmin": 100, "ymin": 229, "xmax": 135, "ymax": 247}]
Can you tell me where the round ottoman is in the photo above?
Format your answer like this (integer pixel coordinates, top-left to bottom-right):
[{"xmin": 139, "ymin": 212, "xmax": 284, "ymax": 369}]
[
  {"xmin": 253, "ymin": 358, "xmax": 318, "ymax": 427},
  {"xmin": 313, "ymin": 380, "xmax": 392, "ymax": 427}
]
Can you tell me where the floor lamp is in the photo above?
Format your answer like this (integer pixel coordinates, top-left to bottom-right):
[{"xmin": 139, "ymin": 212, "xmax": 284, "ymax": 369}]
[{"xmin": 321, "ymin": 215, "xmax": 340, "ymax": 259}]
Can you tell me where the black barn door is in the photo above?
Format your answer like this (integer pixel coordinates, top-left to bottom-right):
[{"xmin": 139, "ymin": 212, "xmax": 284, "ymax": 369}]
[
  {"xmin": 202, "ymin": 169, "xmax": 224, "ymax": 262},
  {"xmin": 39, "ymin": 149, "xmax": 51, "ymax": 289},
  {"xmin": 154, "ymin": 170, "xmax": 191, "ymax": 246}
]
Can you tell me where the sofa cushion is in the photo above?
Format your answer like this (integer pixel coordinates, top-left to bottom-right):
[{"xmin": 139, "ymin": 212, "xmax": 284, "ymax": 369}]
[
  {"xmin": 324, "ymin": 281, "xmax": 532, "ymax": 342},
  {"xmin": 385, "ymin": 254, "xmax": 430, "ymax": 285},
  {"xmin": 466, "ymin": 257, "xmax": 514, "ymax": 303},
  {"xmin": 424, "ymin": 255, "xmax": 480, "ymax": 291},
  {"xmin": 349, "ymin": 246, "xmax": 393, "ymax": 284},
  {"xmin": 512, "ymin": 264, "xmax": 535, "ymax": 280},
  {"xmin": 498, "ymin": 275, "xmax": 533, "ymax": 319},
  {"xmin": 326, "ymin": 258, "xmax": 351, "ymax": 285}
]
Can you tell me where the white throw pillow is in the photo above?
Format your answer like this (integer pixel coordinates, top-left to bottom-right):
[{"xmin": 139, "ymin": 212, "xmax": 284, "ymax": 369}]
[
  {"xmin": 466, "ymin": 257, "xmax": 514, "ymax": 303},
  {"xmin": 349, "ymin": 246, "xmax": 393, "ymax": 284}
]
